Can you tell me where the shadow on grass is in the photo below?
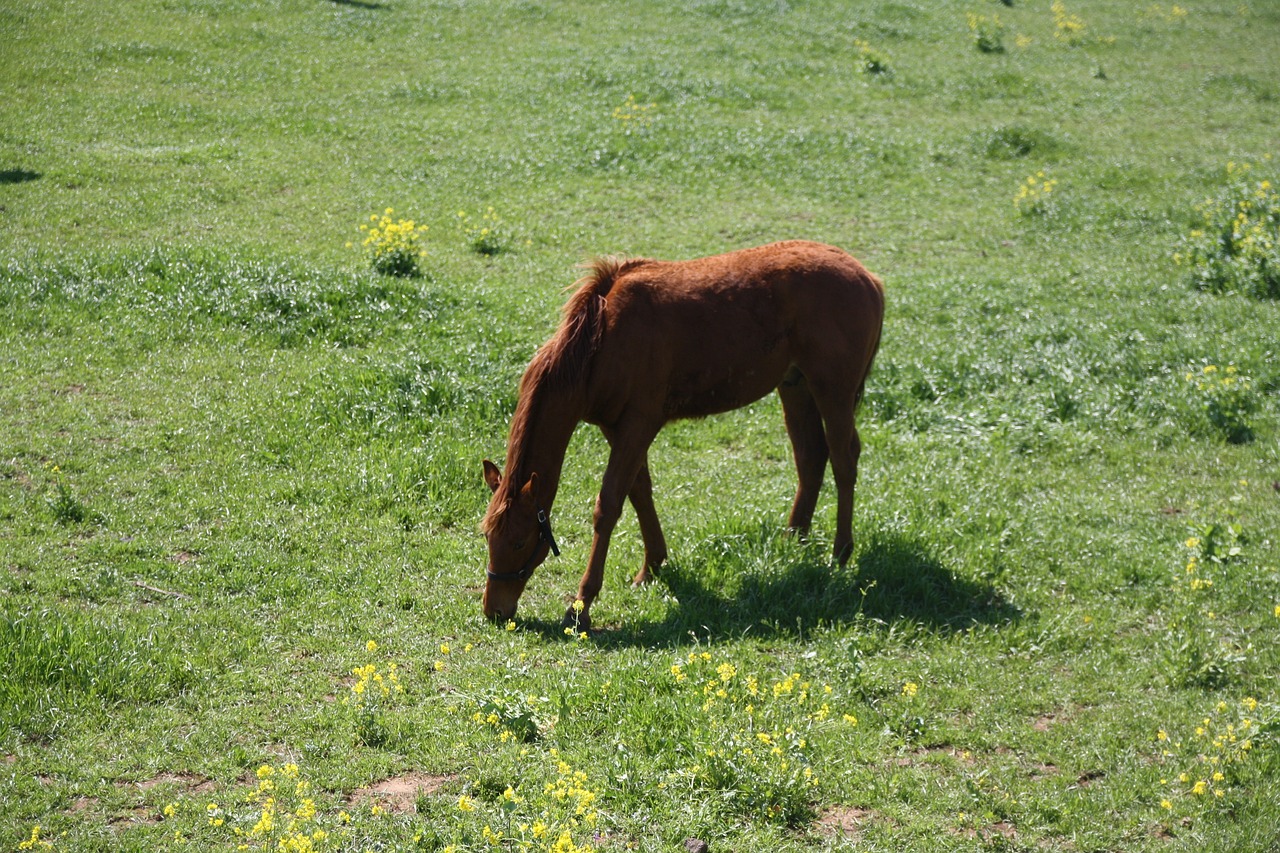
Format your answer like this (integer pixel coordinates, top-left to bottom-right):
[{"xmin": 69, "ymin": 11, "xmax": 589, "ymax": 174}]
[
  {"xmin": 519, "ymin": 526, "xmax": 1021, "ymax": 648},
  {"xmin": 327, "ymin": 0, "xmax": 388, "ymax": 8},
  {"xmin": 1, "ymin": 169, "xmax": 41, "ymax": 185}
]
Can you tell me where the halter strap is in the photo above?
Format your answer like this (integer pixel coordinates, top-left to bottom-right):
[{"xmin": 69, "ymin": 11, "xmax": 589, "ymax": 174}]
[{"xmin": 486, "ymin": 508, "xmax": 559, "ymax": 583}]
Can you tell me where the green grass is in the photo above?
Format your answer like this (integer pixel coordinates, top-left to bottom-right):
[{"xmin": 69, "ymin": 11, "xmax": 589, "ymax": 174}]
[{"xmin": 3, "ymin": 0, "xmax": 1280, "ymax": 850}]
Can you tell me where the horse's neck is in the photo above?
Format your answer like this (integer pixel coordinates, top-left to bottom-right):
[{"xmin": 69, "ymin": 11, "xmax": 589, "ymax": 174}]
[{"xmin": 506, "ymin": 382, "xmax": 582, "ymax": 510}]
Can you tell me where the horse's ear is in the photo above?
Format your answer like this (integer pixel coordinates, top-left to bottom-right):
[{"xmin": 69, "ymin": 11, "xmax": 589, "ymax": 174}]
[
  {"xmin": 482, "ymin": 459, "xmax": 502, "ymax": 493},
  {"xmin": 520, "ymin": 472, "xmax": 540, "ymax": 504}
]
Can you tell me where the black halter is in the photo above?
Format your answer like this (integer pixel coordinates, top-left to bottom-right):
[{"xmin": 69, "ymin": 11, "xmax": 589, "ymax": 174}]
[{"xmin": 486, "ymin": 508, "xmax": 560, "ymax": 583}]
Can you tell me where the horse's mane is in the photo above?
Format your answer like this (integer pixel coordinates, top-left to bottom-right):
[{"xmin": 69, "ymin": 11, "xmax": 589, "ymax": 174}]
[{"xmin": 481, "ymin": 256, "xmax": 642, "ymax": 533}]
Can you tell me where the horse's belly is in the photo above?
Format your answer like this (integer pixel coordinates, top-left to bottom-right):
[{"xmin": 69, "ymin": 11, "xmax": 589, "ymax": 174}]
[{"xmin": 664, "ymin": 359, "xmax": 787, "ymax": 419}]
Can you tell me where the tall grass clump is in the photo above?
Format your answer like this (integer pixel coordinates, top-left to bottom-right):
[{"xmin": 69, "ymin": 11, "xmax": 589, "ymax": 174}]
[{"xmin": 1, "ymin": 605, "xmax": 196, "ymax": 740}]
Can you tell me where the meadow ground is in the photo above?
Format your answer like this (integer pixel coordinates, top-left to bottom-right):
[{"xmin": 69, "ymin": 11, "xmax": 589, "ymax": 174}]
[{"xmin": 2, "ymin": 0, "xmax": 1280, "ymax": 850}]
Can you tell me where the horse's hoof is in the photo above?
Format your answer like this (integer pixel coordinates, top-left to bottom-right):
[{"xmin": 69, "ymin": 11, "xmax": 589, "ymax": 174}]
[{"xmin": 561, "ymin": 604, "xmax": 592, "ymax": 634}]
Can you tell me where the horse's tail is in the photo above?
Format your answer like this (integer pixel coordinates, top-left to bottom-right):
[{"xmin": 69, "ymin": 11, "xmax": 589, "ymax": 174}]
[{"xmin": 852, "ymin": 271, "xmax": 885, "ymax": 414}]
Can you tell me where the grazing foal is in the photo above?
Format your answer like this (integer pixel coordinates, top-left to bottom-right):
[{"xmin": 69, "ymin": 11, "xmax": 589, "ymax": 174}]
[{"xmin": 481, "ymin": 241, "xmax": 884, "ymax": 630}]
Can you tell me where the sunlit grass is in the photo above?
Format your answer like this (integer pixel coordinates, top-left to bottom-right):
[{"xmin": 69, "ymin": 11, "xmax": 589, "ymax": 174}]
[{"xmin": 2, "ymin": 0, "xmax": 1279, "ymax": 850}]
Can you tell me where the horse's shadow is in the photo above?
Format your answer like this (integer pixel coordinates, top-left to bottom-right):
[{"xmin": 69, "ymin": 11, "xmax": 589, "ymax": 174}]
[{"xmin": 522, "ymin": 527, "xmax": 1021, "ymax": 647}]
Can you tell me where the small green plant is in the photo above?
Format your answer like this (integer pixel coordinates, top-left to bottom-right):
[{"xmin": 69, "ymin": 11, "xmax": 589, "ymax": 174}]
[
  {"xmin": 1184, "ymin": 364, "xmax": 1257, "ymax": 444},
  {"xmin": 343, "ymin": 641, "xmax": 404, "ymax": 747},
  {"xmin": 1014, "ymin": 170, "xmax": 1059, "ymax": 217},
  {"xmin": 1159, "ymin": 524, "xmax": 1248, "ymax": 689},
  {"xmin": 967, "ymin": 12, "xmax": 1006, "ymax": 53},
  {"xmin": 470, "ymin": 690, "xmax": 544, "ymax": 743},
  {"xmin": 1175, "ymin": 159, "xmax": 1280, "ymax": 299},
  {"xmin": 455, "ymin": 207, "xmax": 511, "ymax": 256},
  {"xmin": 44, "ymin": 462, "xmax": 98, "ymax": 526},
  {"xmin": 49, "ymin": 483, "xmax": 89, "ymax": 526},
  {"xmin": 852, "ymin": 39, "xmax": 891, "ymax": 75},
  {"xmin": 353, "ymin": 208, "xmax": 428, "ymax": 277}
]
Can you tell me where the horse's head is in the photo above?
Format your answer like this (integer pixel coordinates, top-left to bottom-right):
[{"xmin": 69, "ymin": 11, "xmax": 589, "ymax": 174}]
[{"xmin": 480, "ymin": 460, "xmax": 559, "ymax": 622}]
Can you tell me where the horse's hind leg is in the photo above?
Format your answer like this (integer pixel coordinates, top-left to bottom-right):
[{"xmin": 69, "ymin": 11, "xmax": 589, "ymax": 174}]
[
  {"xmin": 812, "ymin": 390, "xmax": 861, "ymax": 565},
  {"xmin": 779, "ymin": 369, "xmax": 829, "ymax": 539},
  {"xmin": 628, "ymin": 461, "xmax": 668, "ymax": 586}
]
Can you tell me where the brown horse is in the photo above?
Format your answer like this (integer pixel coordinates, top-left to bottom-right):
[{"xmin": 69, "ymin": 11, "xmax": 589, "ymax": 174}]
[{"xmin": 481, "ymin": 240, "xmax": 884, "ymax": 630}]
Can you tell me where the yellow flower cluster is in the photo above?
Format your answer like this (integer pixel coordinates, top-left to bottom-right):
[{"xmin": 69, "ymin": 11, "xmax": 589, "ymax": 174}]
[
  {"xmin": 1182, "ymin": 364, "xmax": 1257, "ymax": 443},
  {"xmin": 1014, "ymin": 170, "xmax": 1059, "ymax": 216},
  {"xmin": 456, "ymin": 207, "xmax": 509, "ymax": 256},
  {"xmin": 966, "ymin": 12, "xmax": 1005, "ymax": 53},
  {"xmin": 1051, "ymin": 1, "xmax": 1087, "ymax": 44},
  {"xmin": 662, "ymin": 651, "xmax": 858, "ymax": 824},
  {"xmin": 611, "ymin": 94, "xmax": 656, "ymax": 130},
  {"xmin": 344, "ymin": 643, "xmax": 406, "ymax": 747},
  {"xmin": 16, "ymin": 825, "xmax": 54, "ymax": 851},
  {"xmin": 354, "ymin": 208, "xmax": 428, "ymax": 277},
  {"xmin": 348, "ymin": 661, "xmax": 403, "ymax": 699},
  {"xmin": 852, "ymin": 38, "xmax": 890, "ymax": 75},
  {"xmin": 233, "ymin": 763, "xmax": 331, "ymax": 852},
  {"xmin": 1143, "ymin": 4, "xmax": 1188, "ymax": 22},
  {"xmin": 452, "ymin": 752, "xmax": 600, "ymax": 853},
  {"xmin": 1156, "ymin": 697, "xmax": 1263, "ymax": 813},
  {"xmin": 1176, "ymin": 158, "xmax": 1280, "ymax": 298}
]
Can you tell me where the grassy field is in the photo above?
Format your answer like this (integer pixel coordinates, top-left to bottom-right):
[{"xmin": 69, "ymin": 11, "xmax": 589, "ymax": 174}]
[{"xmin": 3, "ymin": 0, "xmax": 1280, "ymax": 850}]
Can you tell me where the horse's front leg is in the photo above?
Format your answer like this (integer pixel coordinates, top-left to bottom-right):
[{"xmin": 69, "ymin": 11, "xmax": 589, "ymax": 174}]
[{"xmin": 565, "ymin": 424, "xmax": 659, "ymax": 632}]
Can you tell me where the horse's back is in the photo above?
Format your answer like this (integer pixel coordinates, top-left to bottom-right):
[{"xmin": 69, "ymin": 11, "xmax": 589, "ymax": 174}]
[{"xmin": 586, "ymin": 242, "xmax": 883, "ymax": 422}]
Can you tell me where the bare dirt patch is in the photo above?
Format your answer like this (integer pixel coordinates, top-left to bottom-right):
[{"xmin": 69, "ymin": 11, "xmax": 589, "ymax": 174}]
[
  {"xmin": 953, "ymin": 821, "xmax": 1019, "ymax": 842},
  {"xmin": 1072, "ymin": 770, "xmax": 1106, "ymax": 790},
  {"xmin": 347, "ymin": 772, "xmax": 457, "ymax": 815},
  {"xmin": 66, "ymin": 796, "xmax": 99, "ymax": 815},
  {"xmin": 816, "ymin": 805, "xmax": 879, "ymax": 839},
  {"xmin": 126, "ymin": 771, "xmax": 215, "ymax": 794},
  {"xmin": 1033, "ymin": 714, "xmax": 1059, "ymax": 732},
  {"xmin": 893, "ymin": 744, "xmax": 976, "ymax": 767},
  {"xmin": 109, "ymin": 806, "xmax": 160, "ymax": 827}
]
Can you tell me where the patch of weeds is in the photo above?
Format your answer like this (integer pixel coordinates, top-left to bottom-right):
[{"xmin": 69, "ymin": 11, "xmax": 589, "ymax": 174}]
[
  {"xmin": 1159, "ymin": 524, "xmax": 1249, "ymax": 690},
  {"xmin": 469, "ymin": 690, "xmax": 546, "ymax": 744},
  {"xmin": 455, "ymin": 207, "xmax": 514, "ymax": 256},
  {"xmin": 1175, "ymin": 159, "xmax": 1280, "ymax": 299},
  {"xmin": 1051, "ymin": 1, "xmax": 1088, "ymax": 45},
  {"xmin": 1154, "ymin": 696, "xmax": 1273, "ymax": 821},
  {"xmin": 44, "ymin": 463, "xmax": 100, "ymax": 527},
  {"xmin": 182, "ymin": 761, "xmax": 393, "ymax": 850},
  {"xmin": 1142, "ymin": 4, "xmax": 1189, "ymax": 25},
  {"xmin": 611, "ymin": 93, "xmax": 656, "ymax": 134},
  {"xmin": 1013, "ymin": 170, "xmax": 1060, "ymax": 218},
  {"xmin": 659, "ymin": 653, "xmax": 859, "ymax": 826},
  {"xmin": 15, "ymin": 825, "xmax": 54, "ymax": 850},
  {"xmin": 1183, "ymin": 363, "xmax": 1257, "ymax": 444},
  {"xmin": 852, "ymin": 39, "xmax": 892, "ymax": 76},
  {"xmin": 352, "ymin": 208, "xmax": 428, "ymax": 277},
  {"xmin": 980, "ymin": 125, "xmax": 1061, "ymax": 161},
  {"xmin": 967, "ymin": 12, "xmax": 1006, "ymax": 53},
  {"xmin": 447, "ymin": 753, "xmax": 602, "ymax": 852}
]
